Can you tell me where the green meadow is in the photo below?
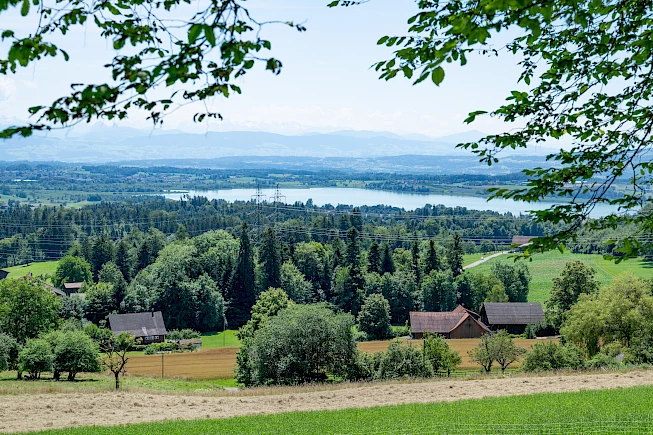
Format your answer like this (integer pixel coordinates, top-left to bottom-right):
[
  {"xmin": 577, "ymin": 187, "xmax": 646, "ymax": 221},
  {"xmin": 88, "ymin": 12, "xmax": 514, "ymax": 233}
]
[{"xmin": 28, "ymin": 385, "xmax": 653, "ymax": 435}]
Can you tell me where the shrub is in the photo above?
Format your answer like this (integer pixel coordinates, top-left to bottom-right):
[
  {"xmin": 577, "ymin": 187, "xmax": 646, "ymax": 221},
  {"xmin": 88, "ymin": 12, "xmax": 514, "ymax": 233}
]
[
  {"xmin": 346, "ymin": 351, "xmax": 381, "ymax": 381},
  {"xmin": 522, "ymin": 341, "xmax": 585, "ymax": 372},
  {"xmin": 357, "ymin": 294, "xmax": 393, "ymax": 340},
  {"xmin": 0, "ymin": 333, "xmax": 20, "ymax": 372},
  {"xmin": 423, "ymin": 332, "xmax": 461, "ymax": 375},
  {"xmin": 238, "ymin": 304, "xmax": 357, "ymax": 386},
  {"xmin": 376, "ymin": 342, "xmax": 433, "ymax": 380},
  {"xmin": 586, "ymin": 353, "xmax": 621, "ymax": 370},
  {"xmin": 166, "ymin": 329, "xmax": 201, "ymax": 341},
  {"xmin": 144, "ymin": 342, "xmax": 179, "ymax": 354},
  {"xmin": 53, "ymin": 331, "xmax": 101, "ymax": 381},
  {"xmin": 19, "ymin": 338, "xmax": 54, "ymax": 379}
]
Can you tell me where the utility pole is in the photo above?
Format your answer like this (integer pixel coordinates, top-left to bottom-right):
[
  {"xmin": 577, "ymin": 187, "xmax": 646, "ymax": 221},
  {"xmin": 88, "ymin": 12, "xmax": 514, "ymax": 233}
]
[
  {"xmin": 270, "ymin": 184, "xmax": 286, "ymax": 226},
  {"xmin": 251, "ymin": 181, "xmax": 266, "ymax": 245}
]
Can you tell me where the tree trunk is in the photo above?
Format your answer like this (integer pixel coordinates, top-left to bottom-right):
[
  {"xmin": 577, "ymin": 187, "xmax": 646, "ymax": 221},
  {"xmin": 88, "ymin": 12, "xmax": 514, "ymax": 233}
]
[
  {"xmin": 53, "ymin": 370, "xmax": 60, "ymax": 381},
  {"xmin": 68, "ymin": 371, "xmax": 76, "ymax": 381},
  {"xmin": 114, "ymin": 372, "xmax": 120, "ymax": 390}
]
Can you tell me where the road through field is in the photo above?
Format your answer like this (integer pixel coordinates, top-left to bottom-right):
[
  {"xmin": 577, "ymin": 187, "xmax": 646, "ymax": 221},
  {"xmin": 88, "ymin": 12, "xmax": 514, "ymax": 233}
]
[{"xmin": 1, "ymin": 370, "xmax": 652, "ymax": 433}]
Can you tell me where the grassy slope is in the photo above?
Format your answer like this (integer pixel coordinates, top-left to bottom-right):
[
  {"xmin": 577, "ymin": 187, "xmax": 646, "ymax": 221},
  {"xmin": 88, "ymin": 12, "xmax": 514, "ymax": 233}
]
[
  {"xmin": 29, "ymin": 385, "xmax": 653, "ymax": 435},
  {"xmin": 464, "ymin": 251, "xmax": 653, "ymax": 302},
  {"xmin": 3, "ymin": 261, "xmax": 59, "ymax": 279}
]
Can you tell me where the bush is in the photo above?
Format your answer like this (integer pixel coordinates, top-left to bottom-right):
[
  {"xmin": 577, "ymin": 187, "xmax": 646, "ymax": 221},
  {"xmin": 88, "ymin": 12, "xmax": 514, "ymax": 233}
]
[
  {"xmin": 376, "ymin": 342, "xmax": 433, "ymax": 380},
  {"xmin": 423, "ymin": 332, "xmax": 461, "ymax": 375},
  {"xmin": 53, "ymin": 331, "xmax": 101, "ymax": 381},
  {"xmin": 0, "ymin": 333, "xmax": 20, "ymax": 372},
  {"xmin": 237, "ymin": 304, "xmax": 357, "ymax": 386},
  {"xmin": 144, "ymin": 341, "xmax": 179, "ymax": 354},
  {"xmin": 19, "ymin": 338, "xmax": 54, "ymax": 379},
  {"xmin": 166, "ymin": 329, "xmax": 201, "ymax": 341},
  {"xmin": 391, "ymin": 324, "xmax": 411, "ymax": 338},
  {"xmin": 522, "ymin": 341, "xmax": 585, "ymax": 372},
  {"xmin": 357, "ymin": 294, "xmax": 393, "ymax": 340},
  {"xmin": 586, "ymin": 353, "xmax": 621, "ymax": 370}
]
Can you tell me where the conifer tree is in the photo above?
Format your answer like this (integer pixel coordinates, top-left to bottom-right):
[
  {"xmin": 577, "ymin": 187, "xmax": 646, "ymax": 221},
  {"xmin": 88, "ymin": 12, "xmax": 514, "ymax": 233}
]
[
  {"xmin": 260, "ymin": 228, "xmax": 282, "ymax": 291},
  {"xmin": 344, "ymin": 228, "xmax": 365, "ymax": 293},
  {"xmin": 229, "ymin": 223, "xmax": 257, "ymax": 327},
  {"xmin": 115, "ymin": 240, "xmax": 132, "ymax": 282},
  {"xmin": 410, "ymin": 241, "xmax": 421, "ymax": 284},
  {"xmin": 136, "ymin": 240, "xmax": 150, "ymax": 272},
  {"xmin": 380, "ymin": 243, "xmax": 395, "ymax": 275},
  {"xmin": 367, "ymin": 241, "xmax": 381, "ymax": 274},
  {"xmin": 447, "ymin": 234, "xmax": 464, "ymax": 278},
  {"xmin": 424, "ymin": 240, "xmax": 441, "ymax": 275}
]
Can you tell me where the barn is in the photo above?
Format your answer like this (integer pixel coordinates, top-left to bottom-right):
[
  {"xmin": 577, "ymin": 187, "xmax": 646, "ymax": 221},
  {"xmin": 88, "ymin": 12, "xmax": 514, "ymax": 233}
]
[
  {"xmin": 481, "ymin": 302, "xmax": 545, "ymax": 334},
  {"xmin": 63, "ymin": 282, "xmax": 84, "ymax": 296},
  {"xmin": 109, "ymin": 311, "xmax": 168, "ymax": 345},
  {"xmin": 409, "ymin": 310, "xmax": 490, "ymax": 339}
]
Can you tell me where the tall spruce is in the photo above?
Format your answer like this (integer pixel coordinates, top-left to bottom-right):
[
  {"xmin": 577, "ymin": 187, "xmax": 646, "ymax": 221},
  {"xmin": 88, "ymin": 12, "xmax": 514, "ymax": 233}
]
[
  {"xmin": 136, "ymin": 240, "xmax": 150, "ymax": 272},
  {"xmin": 344, "ymin": 227, "xmax": 365, "ymax": 305},
  {"xmin": 115, "ymin": 240, "xmax": 132, "ymax": 282},
  {"xmin": 424, "ymin": 240, "xmax": 441, "ymax": 275},
  {"xmin": 410, "ymin": 241, "xmax": 421, "ymax": 284},
  {"xmin": 229, "ymin": 223, "xmax": 257, "ymax": 327},
  {"xmin": 380, "ymin": 243, "xmax": 395, "ymax": 275},
  {"xmin": 367, "ymin": 241, "xmax": 381, "ymax": 274},
  {"xmin": 447, "ymin": 234, "xmax": 464, "ymax": 278},
  {"xmin": 260, "ymin": 228, "xmax": 282, "ymax": 291},
  {"xmin": 91, "ymin": 235, "xmax": 115, "ymax": 280}
]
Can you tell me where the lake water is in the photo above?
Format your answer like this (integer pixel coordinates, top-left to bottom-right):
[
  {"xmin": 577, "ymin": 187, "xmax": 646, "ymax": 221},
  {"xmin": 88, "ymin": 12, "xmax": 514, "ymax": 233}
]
[{"xmin": 163, "ymin": 187, "xmax": 618, "ymax": 217}]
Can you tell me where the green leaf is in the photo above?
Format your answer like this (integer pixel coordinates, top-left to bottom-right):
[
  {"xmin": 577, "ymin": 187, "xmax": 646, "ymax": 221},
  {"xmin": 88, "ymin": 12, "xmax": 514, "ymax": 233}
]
[
  {"xmin": 188, "ymin": 24, "xmax": 202, "ymax": 44},
  {"xmin": 377, "ymin": 36, "xmax": 389, "ymax": 45},
  {"xmin": 20, "ymin": 0, "xmax": 29, "ymax": 16},
  {"xmin": 204, "ymin": 25, "xmax": 216, "ymax": 47},
  {"xmin": 431, "ymin": 67, "xmax": 445, "ymax": 85}
]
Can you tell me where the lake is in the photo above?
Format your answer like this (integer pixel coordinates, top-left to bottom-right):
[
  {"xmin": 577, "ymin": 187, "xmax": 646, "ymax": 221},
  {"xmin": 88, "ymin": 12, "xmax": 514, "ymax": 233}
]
[{"xmin": 162, "ymin": 188, "xmax": 618, "ymax": 218}]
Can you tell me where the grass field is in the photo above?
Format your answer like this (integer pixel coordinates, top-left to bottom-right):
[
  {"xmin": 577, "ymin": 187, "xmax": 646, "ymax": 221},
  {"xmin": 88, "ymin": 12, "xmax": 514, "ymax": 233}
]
[
  {"xmin": 0, "ymin": 371, "xmax": 235, "ymax": 395},
  {"xmin": 26, "ymin": 385, "xmax": 653, "ymax": 434},
  {"xmin": 123, "ymin": 338, "xmax": 548, "ymax": 380},
  {"xmin": 464, "ymin": 250, "xmax": 653, "ymax": 302},
  {"xmin": 201, "ymin": 330, "xmax": 241, "ymax": 348},
  {"xmin": 3, "ymin": 261, "xmax": 59, "ymax": 279}
]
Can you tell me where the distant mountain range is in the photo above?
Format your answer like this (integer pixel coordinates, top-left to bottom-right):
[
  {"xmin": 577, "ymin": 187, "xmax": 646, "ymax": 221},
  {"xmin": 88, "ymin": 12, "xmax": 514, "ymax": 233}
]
[{"xmin": 0, "ymin": 125, "xmax": 554, "ymax": 163}]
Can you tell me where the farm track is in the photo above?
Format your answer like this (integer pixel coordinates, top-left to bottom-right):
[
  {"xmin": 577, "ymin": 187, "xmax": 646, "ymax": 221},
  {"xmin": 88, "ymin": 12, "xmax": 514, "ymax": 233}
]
[{"xmin": 1, "ymin": 370, "xmax": 652, "ymax": 433}]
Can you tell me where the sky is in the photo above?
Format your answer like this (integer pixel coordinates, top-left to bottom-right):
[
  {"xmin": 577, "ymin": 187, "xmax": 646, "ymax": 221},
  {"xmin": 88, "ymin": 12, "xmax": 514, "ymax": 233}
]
[{"xmin": 0, "ymin": 0, "xmax": 525, "ymax": 137}]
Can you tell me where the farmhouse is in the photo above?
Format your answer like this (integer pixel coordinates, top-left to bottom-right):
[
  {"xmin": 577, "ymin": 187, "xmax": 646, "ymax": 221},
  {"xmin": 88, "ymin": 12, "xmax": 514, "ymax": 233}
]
[
  {"xmin": 63, "ymin": 282, "xmax": 84, "ymax": 296},
  {"xmin": 409, "ymin": 310, "xmax": 490, "ymax": 339},
  {"xmin": 480, "ymin": 302, "xmax": 545, "ymax": 334},
  {"xmin": 24, "ymin": 273, "xmax": 66, "ymax": 297},
  {"xmin": 0, "ymin": 269, "xmax": 8, "ymax": 280},
  {"xmin": 452, "ymin": 304, "xmax": 481, "ymax": 321},
  {"xmin": 109, "ymin": 311, "xmax": 167, "ymax": 344}
]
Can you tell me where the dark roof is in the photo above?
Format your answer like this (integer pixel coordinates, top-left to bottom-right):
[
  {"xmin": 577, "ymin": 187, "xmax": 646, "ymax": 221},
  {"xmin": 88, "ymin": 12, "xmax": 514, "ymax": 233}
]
[
  {"xmin": 453, "ymin": 305, "xmax": 481, "ymax": 320},
  {"xmin": 482, "ymin": 302, "xmax": 545, "ymax": 325},
  {"xmin": 410, "ymin": 311, "xmax": 490, "ymax": 334},
  {"xmin": 109, "ymin": 312, "xmax": 167, "ymax": 338},
  {"xmin": 63, "ymin": 282, "xmax": 84, "ymax": 290},
  {"xmin": 512, "ymin": 236, "xmax": 537, "ymax": 246},
  {"xmin": 0, "ymin": 269, "xmax": 8, "ymax": 280}
]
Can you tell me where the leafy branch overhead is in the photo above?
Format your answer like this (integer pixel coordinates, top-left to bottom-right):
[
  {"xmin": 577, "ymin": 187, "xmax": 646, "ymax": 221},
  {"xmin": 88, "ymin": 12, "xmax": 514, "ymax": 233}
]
[
  {"xmin": 0, "ymin": 0, "xmax": 305, "ymax": 138},
  {"xmin": 330, "ymin": 0, "xmax": 653, "ymax": 257}
]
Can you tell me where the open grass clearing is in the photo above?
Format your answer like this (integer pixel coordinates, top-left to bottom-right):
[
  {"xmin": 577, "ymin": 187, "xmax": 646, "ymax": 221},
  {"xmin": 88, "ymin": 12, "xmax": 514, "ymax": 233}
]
[
  {"xmin": 2, "ymin": 261, "xmax": 59, "ymax": 280},
  {"xmin": 200, "ymin": 330, "xmax": 240, "ymax": 348},
  {"xmin": 7, "ymin": 370, "xmax": 653, "ymax": 434},
  {"xmin": 466, "ymin": 250, "xmax": 653, "ymax": 302}
]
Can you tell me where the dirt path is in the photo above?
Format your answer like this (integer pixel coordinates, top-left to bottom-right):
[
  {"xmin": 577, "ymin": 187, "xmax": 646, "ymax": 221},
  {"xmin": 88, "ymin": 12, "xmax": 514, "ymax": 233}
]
[{"xmin": 2, "ymin": 370, "xmax": 653, "ymax": 433}]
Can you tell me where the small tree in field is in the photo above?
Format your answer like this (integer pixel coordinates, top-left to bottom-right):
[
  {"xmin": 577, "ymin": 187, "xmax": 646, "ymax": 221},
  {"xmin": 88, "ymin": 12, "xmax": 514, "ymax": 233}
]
[
  {"xmin": 101, "ymin": 333, "xmax": 135, "ymax": 390},
  {"xmin": 55, "ymin": 331, "xmax": 102, "ymax": 381},
  {"xmin": 0, "ymin": 333, "xmax": 20, "ymax": 374},
  {"xmin": 492, "ymin": 330, "xmax": 527, "ymax": 373},
  {"xmin": 468, "ymin": 334, "xmax": 494, "ymax": 373},
  {"xmin": 357, "ymin": 294, "xmax": 393, "ymax": 340},
  {"xmin": 19, "ymin": 338, "xmax": 53, "ymax": 380},
  {"xmin": 422, "ymin": 332, "xmax": 461, "ymax": 376}
]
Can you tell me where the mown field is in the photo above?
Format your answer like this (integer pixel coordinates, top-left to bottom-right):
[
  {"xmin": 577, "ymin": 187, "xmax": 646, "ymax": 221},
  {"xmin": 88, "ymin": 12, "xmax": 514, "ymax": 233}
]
[
  {"xmin": 465, "ymin": 250, "xmax": 653, "ymax": 302},
  {"xmin": 26, "ymin": 385, "xmax": 653, "ymax": 435},
  {"xmin": 2, "ymin": 261, "xmax": 59, "ymax": 279},
  {"xmin": 124, "ymin": 338, "xmax": 549, "ymax": 380}
]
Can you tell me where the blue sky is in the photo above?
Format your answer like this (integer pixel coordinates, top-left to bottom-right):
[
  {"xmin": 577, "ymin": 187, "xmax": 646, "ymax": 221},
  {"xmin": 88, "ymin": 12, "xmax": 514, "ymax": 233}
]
[{"xmin": 0, "ymin": 0, "xmax": 524, "ymax": 137}]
